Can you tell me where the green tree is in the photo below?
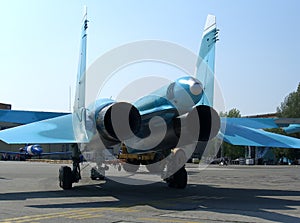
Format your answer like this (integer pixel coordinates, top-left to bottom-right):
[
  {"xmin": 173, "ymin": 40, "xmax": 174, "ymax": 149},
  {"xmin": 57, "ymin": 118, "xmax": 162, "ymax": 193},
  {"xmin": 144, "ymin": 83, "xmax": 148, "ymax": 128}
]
[
  {"xmin": 220, "ymin": 108, "xmax": 244, "ymax": 159},
  {"xmin": 267, "ymin": 128, "xmax": 298, "ymax": 161},
  {"xmin": 228, "ymin": 108, "xmax": 242, "ymax": 118},
  {"xmin": 277, "ymin": 83, "xmax": 300, "ymax": 118},
  {"xmin": 275, "ymin": 83, "xmax": 300, "ymax": 160},
  {"xmin": 219, "ymin": 108, "xmax": 241, "ymax": 118}
]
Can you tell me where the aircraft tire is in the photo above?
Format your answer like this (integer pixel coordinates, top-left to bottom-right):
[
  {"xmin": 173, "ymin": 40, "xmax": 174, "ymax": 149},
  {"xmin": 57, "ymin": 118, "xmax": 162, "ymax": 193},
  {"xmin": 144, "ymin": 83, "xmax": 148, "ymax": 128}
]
[
  {"xmin": 90, "ymin": 167, "xmax": 105, "ymax": 180},
  {"xmin": 146, "ymin": 153, "xmax": 166, "ymax": 173},
  {"xmin": 59, "ymin": 166, "xmax": 73, "ymax": 190},
  {"xmin": 122, "ymin": 162, "xmax": 139, "ymax": 173},
  {"xmin": 167, "ymin": 166, "xmax": 187, "ymax": 189}
]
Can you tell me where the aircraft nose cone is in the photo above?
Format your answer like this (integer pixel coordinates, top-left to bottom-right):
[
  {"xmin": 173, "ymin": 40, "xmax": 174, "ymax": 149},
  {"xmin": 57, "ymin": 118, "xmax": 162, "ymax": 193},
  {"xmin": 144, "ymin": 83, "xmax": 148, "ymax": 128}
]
[{"xmin": 190, "ymin": 82, "xmax": 203, "ymax": 95}]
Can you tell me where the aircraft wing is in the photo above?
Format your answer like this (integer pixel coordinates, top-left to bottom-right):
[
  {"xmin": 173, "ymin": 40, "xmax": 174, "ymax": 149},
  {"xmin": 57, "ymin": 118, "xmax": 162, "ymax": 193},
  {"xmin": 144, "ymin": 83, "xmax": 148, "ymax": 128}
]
[
  {"xmin": 0, "ymin": 114, "xmax": 79, "ymax": 144},
  {"xmin": 0, "ymin": 151, "xmax": 71, "ymax": 155},
  {"xmin": 38, "ymin": 151, "xmax": 72, "ymax": 156},
  {"xmin": 0, "ymin": 109, "xmax": 69, "ymax": 125},
  {"xmin": 0, "ymin": 151, "xmax": 21, "ymax": 155},
  {"xmin": 221, "ymin": 118, "xmax": 300, "ymax": 148}
]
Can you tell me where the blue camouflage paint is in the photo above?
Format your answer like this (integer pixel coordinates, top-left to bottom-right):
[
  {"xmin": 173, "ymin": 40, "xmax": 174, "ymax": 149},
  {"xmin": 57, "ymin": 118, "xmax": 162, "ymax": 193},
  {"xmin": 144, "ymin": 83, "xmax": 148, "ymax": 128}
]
[{"xmin": 0, "ymin": 110, "xmax": 69, "ymax": 125}]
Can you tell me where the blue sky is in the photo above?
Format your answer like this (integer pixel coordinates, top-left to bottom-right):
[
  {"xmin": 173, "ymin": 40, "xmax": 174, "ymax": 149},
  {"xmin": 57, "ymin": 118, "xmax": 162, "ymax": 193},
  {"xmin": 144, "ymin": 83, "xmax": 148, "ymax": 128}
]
[{"xmin": 0, "ymin": 0, "xmax": 299, "ymax": 115}]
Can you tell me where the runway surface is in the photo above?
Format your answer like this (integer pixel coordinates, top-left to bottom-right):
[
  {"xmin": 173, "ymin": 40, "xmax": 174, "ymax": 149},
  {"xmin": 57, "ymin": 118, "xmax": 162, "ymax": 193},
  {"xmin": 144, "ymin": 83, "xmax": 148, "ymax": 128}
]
[{"xmin": 0, "ymin": 161, "xmax": 300, "ymax": 223}]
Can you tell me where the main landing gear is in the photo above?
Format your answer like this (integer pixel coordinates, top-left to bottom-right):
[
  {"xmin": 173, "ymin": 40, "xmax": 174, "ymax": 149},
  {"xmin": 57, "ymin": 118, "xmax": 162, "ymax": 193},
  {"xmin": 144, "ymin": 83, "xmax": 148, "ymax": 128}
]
[
  {"xmin": 59, "ymin": 144, "xmax": 81, "ymax": 190},
  {"xmin": 164, "ymin": 148, "xmax": 188, "ymax": 189},
  {"xmin": 165, "ymin": 166, "xmax": 187, "ymax": 189},
  {"xmin": 119, "ymin": 144, "xmax": 188, "ymax": 189},
  {"xmin": 120, "ymin": 146, "xmax": 188, "ymax": 189},
  {"xmin": 58, "ymin": 144, "xmax": 188, "ymax": 190},
  {"xmin": 90, "ymin": 166, "xmax": 106, "ymax": 180}
]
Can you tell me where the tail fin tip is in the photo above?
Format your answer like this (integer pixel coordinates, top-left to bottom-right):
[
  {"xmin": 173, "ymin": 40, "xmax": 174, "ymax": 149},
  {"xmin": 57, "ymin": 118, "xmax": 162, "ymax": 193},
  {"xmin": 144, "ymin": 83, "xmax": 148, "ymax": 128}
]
[{"xmin": 203, "ymin": 14, "xmax": 216, "ymax": 37}]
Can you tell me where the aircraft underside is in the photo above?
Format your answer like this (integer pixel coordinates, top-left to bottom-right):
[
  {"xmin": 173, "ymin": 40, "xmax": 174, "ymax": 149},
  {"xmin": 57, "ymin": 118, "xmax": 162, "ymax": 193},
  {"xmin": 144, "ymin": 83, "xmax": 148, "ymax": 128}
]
[{"xmin": 58, "ymin": 144, "xmax": 190, "ymax": 190}]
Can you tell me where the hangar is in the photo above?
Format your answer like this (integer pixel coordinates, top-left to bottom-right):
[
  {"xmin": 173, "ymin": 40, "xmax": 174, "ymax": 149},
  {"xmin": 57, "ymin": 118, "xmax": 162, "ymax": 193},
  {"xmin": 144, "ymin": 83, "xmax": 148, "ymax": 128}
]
[{"xmin": 0, "ymin": 103, "xmax": 72, "ymax": 160}]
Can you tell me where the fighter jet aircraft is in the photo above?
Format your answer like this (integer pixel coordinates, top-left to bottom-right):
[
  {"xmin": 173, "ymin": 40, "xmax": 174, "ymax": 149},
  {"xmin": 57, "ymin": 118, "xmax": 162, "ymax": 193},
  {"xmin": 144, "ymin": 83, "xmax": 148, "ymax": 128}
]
[
  {"xmin": 0, "ymin": 10, "xmax": 299, "ymax": 190},
  {"xmin": 0, "ymin": 144, "xmax": 71, "ymax": 160}
]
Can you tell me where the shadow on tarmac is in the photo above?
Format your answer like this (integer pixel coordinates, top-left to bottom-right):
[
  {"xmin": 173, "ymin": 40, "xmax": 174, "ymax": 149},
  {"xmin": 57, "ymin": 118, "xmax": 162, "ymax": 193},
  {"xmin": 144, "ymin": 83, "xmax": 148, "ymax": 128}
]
[{"xmin": 0, "ymin": 179, "xmax": 300, "ymax": 223}]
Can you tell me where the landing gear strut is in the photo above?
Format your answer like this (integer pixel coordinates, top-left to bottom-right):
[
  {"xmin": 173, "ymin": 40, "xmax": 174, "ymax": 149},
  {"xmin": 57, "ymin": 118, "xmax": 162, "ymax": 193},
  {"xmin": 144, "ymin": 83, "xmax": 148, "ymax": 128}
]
[
  {"xmin": 59, "ymin": 144, "xmax": 81, "ymax": 190},
  {"xmin": 164, "ymin": 148, "xmax": 188, "ymax": 189}
]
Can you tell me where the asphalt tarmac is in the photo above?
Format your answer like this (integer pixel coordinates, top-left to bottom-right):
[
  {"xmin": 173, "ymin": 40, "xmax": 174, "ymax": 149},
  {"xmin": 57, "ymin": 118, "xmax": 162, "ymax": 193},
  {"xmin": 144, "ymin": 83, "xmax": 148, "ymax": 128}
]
[{"xmin": 0, "ymin": 161, "xmax": 300, "ymax": 223}]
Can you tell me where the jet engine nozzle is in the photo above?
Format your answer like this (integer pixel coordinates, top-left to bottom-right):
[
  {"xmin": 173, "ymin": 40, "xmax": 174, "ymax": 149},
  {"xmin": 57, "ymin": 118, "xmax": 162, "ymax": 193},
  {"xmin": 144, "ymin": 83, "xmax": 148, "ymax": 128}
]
[
  {"xmin": 96, "ymin": 102, "xmax": 141, "ymax": 142},
  {"xmin": 186, "ymin": 105, "xmax": 220, "ymax": 141}
]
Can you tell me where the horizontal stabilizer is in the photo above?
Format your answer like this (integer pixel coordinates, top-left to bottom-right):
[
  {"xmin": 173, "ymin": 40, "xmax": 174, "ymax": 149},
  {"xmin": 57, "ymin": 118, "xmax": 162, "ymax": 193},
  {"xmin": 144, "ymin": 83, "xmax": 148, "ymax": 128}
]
[
  {"xmin": 0, "ymin": 114, "xmax": 82, "ymax": 144},
  {"xmin": 221, "ymin": 122, "xmax": 300, "ymax": 148},
  {"xmin": 223, "ymin": 117, "xmax": 279, "ymax": 129},
  {"xmin": 0, "ymin": 109, "xmax": 69, "ymax": 125}
]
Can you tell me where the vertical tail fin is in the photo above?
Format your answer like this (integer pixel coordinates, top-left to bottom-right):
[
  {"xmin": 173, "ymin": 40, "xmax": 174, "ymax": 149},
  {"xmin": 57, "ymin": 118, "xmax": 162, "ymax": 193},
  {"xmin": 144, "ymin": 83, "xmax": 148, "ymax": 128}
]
[
  {"xmin": 73, "ymin": 7, "xmax": 89, "ymax": 142},
  {"xmin": 196, "ymin": 15, "xmax": 218, "ymax": 107},
  {"xmin": 74, "ymin": 6, "xmax": 88, "ymax": 112}
]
